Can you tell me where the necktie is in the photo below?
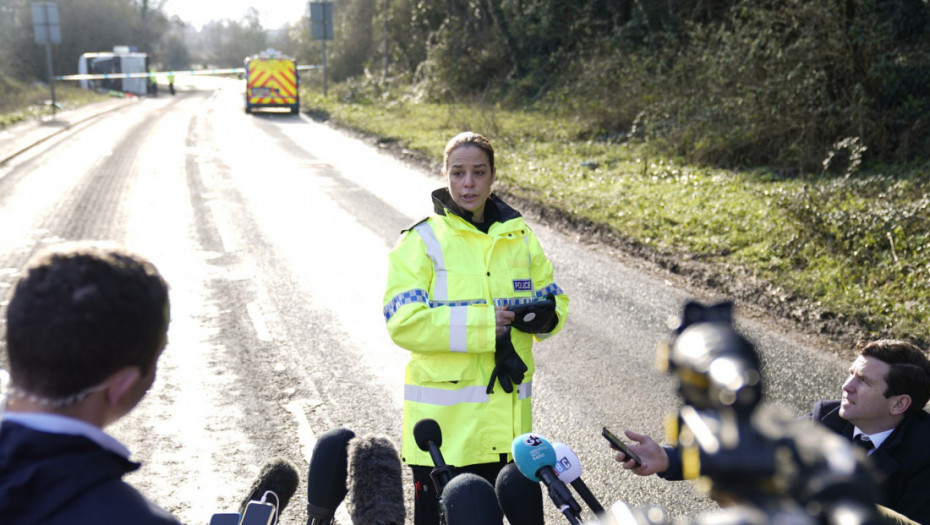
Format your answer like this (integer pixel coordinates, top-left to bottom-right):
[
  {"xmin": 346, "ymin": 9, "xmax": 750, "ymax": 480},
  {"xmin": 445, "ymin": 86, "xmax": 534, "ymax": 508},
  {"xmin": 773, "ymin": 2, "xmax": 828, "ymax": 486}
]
[{"xmin": 853, "ymin": 434, "xmax": 874, "ymax": 452}]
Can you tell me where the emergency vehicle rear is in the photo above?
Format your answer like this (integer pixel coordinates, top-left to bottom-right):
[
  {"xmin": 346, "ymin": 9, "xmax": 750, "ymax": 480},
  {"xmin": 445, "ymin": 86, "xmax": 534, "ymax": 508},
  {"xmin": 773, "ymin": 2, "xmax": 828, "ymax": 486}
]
[{"xmin": 244, "ymin": 51, "xmax": 299, "ymax": 115}]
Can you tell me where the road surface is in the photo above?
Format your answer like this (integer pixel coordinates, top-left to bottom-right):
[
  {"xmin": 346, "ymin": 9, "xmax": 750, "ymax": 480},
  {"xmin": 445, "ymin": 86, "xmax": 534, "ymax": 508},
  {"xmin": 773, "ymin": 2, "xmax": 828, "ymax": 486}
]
[{"xmin": 0, "ymin": 76, "xmax": 851, "ymax": 524}]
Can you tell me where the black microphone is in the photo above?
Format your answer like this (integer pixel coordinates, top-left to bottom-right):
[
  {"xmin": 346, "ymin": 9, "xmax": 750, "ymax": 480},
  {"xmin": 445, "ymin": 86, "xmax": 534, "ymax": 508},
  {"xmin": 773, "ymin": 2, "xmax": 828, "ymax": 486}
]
[
  {"xmin": 346, "ymin": 434, "xmax": 407, "ymax": 525},
  {"xmin": 441, "ymin": 473, "xmax": 503, "ymax": 525},
  {"xmin": 307, "ymin": 427, "xmax": 356, "ymax": 525},
  {"xmin": 413, "ymin": 418, "xmax": 455, "ymax": 493},
  {"xmin": 494, "ymin": 462, "xmax": 544, "ymax": 525},
  {"xmin": 237, "ymin": 458, "xmax": 301, "ymax": 525}
]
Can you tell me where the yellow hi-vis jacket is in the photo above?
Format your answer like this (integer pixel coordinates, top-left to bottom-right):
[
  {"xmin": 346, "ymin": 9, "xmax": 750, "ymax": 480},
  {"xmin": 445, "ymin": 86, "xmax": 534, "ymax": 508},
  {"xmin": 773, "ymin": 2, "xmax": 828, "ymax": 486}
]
[{"xmin": 383, "ymin": 189, "xmax": 568, "ymax": 468}]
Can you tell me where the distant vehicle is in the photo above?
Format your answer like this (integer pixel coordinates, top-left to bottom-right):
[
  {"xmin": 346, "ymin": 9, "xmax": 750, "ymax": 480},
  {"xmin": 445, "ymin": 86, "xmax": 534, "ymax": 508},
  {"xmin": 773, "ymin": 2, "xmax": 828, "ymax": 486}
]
[
  {"xmin": 77, "ymin": 48, "xmax": 148, "ymax": 96},
  {"xmin": 244, "ymin": 50, "xmax": 299, "ymax": 115}
]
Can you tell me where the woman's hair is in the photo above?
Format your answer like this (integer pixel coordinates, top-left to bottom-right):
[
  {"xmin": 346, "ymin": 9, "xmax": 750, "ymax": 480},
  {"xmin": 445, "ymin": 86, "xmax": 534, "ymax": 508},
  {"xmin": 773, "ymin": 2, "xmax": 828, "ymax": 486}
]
[
  {"xmin": 443, "ymin": 131, "xmax": 495, "ymax": 175},
  {"xmin": 5, "ymin": 242, "xmax": 170, "ymax": 400}
]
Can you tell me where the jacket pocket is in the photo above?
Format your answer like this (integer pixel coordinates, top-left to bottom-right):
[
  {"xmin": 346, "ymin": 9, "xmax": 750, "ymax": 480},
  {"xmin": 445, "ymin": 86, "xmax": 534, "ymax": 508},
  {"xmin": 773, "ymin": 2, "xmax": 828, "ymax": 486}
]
[{"xmin": 409, "ymin": 352, "xmax": 479, "ymax": 384}]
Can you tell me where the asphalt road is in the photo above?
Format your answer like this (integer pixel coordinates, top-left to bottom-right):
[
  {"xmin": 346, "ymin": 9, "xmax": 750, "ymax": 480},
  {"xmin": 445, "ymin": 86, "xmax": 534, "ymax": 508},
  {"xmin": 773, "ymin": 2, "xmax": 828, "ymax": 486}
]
[{"xmin": 0, "ymin": 76, "xmax": 851, "ymax": 524}]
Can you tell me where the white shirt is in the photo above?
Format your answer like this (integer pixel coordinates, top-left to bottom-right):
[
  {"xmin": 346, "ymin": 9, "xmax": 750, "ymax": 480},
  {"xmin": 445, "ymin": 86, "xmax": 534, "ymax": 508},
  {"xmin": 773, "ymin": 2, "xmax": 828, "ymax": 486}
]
[
  {"xmin": 852, "ymin": 426, "xmax": 894, "ymax": 454},
  {"xmin": 2, "ymin": 411, "xmax": 131, "ymax": 459}
]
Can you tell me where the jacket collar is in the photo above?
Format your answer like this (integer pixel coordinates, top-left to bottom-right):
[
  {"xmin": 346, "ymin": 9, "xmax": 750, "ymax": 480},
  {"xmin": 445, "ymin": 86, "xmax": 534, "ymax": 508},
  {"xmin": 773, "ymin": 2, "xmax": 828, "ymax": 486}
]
[{"xmin": 431, "ymin": 188, "xmax": 522, "ymax": 227}]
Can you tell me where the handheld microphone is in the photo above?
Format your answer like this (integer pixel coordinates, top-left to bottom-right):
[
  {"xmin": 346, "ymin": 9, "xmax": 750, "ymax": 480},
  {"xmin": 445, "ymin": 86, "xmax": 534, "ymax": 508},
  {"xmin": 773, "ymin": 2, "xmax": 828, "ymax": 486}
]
[
  {"xmin": 440, "ymin": 473, "xmax": 504, "ymax": 525},
  {"xmin": 237, "ymin": 457, "xmax": 300, "ymax": 525},
  {"xmin": 346, "ymin": 434, "xmax": 407, "ymax": 525},
  {"xmin": 552, "ymin": 441, "xmax": 606, "ymax": 516},
  {"xmin": 494, "ymin": 462, "xmax": 544, "ymax": 525},
  {"xmin": 512, "ymin": 433, "xmax": 583, "ymax": 525},
  {"xmin": 413, "ymin": 418, "xmax": 455, "ymax": 493},
  {"xmin": 307, "ymin": 427, "xmax": 356, "ymax": 525}
]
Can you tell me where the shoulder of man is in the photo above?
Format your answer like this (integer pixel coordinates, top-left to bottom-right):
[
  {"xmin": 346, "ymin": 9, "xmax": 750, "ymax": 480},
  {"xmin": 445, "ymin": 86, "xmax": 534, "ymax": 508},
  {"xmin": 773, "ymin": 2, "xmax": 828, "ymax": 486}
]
[{"xmin": 49, "ymin": 478, "xmax": 182, "ymax": 525}]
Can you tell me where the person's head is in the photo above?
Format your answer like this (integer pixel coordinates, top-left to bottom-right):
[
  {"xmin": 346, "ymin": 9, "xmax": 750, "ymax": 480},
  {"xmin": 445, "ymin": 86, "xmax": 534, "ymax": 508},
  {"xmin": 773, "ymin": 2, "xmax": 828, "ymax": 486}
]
[
  {"xmin": 3, "ymin": 242, "xmax": 170, "ymax": 423},
  {"xmin": 442, "ymin": 131, "xmax": 496, "ymax": 222},
  {"xmin": 839, "ymin": 339, "xmax": 930, "ymax": 432}
]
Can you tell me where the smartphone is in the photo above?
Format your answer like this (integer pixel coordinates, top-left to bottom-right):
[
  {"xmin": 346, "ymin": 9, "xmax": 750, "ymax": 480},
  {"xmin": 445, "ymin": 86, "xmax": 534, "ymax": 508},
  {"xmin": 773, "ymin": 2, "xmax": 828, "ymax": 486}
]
[
  {"xmin": 602, "ymin": 426, "xmax": 642, "ymax": 467},
  {"xmin": 240, "ymin": 501, "xmax": 276, "ymax": 525}
]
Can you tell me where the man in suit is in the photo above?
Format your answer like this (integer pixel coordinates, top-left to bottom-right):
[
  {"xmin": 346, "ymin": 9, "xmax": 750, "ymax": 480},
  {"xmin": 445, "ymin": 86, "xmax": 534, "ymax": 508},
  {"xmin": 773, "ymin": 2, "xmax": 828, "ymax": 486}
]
[{"xmin": 615, "ymin": 339, "xmax": 930, "ymax": 525}]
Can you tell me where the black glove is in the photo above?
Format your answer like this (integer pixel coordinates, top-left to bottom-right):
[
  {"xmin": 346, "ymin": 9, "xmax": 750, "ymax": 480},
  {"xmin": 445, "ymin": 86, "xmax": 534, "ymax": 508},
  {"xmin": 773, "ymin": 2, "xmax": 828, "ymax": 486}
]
[
  {"xmin": 486, "ymin": 331, "xmax": 527, "ymax": 394},
  {"xmin": 510, "ymin": 294, "xmax": 558, "ymax": 334}
]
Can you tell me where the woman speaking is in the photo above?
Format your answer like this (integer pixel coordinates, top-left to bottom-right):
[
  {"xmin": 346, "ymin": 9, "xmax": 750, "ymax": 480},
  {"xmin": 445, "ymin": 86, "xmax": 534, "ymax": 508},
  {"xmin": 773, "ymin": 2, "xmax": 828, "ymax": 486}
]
[{"xmin": 383, "ymin": 131, "xmax": 569, "ymax": 524}]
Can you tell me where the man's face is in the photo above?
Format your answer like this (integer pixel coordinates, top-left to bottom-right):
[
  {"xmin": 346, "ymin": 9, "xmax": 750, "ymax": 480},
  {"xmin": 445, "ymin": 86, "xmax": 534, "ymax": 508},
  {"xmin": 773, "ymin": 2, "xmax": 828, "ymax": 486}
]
[{"xmin": 839, "ymin": 355, "xmax": 901, "ymax": 432}]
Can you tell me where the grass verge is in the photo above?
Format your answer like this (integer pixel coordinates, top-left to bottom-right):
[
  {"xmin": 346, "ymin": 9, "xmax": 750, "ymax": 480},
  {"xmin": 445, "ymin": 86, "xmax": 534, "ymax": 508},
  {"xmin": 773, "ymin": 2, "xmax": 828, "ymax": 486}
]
[
  {"xmin": 302, "ymin": 89, "xmax": 929, "ymax": 349},
  {"xmin": 0, "ymin": 74, "xmax": 110, "ymax": 128}
]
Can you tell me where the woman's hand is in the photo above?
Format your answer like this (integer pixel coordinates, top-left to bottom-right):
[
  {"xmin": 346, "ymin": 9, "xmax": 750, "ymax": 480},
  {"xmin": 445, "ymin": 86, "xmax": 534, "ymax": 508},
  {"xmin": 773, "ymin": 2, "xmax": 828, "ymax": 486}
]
[
  {"xmin": 495, "ymin": 307, "xmax": 515, "ymax": 339},
  {"xmin": 611, "ymin": 430, "xmax": 669, "ymax": 476}
]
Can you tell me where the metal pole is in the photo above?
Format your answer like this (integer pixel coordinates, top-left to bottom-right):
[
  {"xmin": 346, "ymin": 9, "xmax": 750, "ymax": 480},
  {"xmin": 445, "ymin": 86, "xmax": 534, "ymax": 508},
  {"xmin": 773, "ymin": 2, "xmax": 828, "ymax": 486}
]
[
  {"xmin": 45, "ymin": 41, "xmax": 56, "ymax": 119},
  {"xmin": 321, "ymin": 34, "xmax": 327, "ymax": 97}
]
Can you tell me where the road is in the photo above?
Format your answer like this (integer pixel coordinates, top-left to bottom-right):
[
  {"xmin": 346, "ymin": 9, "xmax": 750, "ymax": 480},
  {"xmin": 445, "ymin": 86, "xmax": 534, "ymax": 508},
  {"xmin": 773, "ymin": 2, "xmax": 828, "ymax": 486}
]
[{"xmin": 0, "ymin": 76, "xmax": 852, "ymax": 524}]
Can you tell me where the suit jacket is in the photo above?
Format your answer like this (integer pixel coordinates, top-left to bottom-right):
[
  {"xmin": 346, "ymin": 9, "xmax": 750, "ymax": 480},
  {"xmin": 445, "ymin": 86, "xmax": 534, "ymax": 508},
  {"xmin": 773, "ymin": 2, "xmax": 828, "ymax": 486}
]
[
  {"xmin": 0, "ymin": 421, "xmax": 181, "ymax": 525},
  {"xmin": 811, "ymin": 400, "xmax": 930, "ymax": 525}
]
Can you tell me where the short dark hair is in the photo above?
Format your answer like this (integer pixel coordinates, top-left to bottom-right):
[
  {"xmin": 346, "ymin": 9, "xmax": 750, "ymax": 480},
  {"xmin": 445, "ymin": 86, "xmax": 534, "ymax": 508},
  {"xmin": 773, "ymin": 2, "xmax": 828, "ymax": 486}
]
[
  {"xmin": 4, "ymin": 242, "xmax": 170, "ymax": 401},
  {"xmin": 858, "ymin": 339, "xmax": 930, "ymax": 417},
  {"xmin": 443, "ymin": 131, "xmax": 495, "ymax": 175}
]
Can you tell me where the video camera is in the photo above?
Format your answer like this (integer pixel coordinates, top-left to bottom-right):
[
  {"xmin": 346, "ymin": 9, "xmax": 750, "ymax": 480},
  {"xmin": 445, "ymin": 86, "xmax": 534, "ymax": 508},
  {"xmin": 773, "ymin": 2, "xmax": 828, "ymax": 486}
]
[{"xmin": 599, "ymin": 300, "xmax": 884, "ymax": 525}]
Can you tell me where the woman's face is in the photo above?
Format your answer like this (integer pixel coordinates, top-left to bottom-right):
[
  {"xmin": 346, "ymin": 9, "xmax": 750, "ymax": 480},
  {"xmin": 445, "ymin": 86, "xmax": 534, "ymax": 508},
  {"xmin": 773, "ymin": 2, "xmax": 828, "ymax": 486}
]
[{"xmin": 445, "ymin": 145, "xmax": 495, "ymax": 222}]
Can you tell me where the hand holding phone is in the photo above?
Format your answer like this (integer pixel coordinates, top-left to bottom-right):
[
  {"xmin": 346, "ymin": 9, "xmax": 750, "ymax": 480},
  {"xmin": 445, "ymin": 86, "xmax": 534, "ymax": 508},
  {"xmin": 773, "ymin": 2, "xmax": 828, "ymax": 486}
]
[{"xmin": 602, "ymin": 426, "xmax": 642, "ymax": 467}]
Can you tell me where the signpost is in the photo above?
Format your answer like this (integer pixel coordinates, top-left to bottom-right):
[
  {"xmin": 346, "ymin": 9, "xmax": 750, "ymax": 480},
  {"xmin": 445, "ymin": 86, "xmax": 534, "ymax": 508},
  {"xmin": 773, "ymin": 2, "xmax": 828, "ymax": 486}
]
[
  {"xmin": 31, "ymin": 1, "xmax": 61, "ymax": 118},
  {"xmin": 309, "ymin": 2, "xmax": 333, "ymax": 96}
]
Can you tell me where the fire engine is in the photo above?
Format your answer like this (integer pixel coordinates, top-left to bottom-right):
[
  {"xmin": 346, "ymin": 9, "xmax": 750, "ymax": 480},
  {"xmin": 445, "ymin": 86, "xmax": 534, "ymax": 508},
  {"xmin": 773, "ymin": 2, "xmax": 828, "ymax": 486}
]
[{"xmin": 244, "ymin": 50, "xmax": 299, "ymax": 115}]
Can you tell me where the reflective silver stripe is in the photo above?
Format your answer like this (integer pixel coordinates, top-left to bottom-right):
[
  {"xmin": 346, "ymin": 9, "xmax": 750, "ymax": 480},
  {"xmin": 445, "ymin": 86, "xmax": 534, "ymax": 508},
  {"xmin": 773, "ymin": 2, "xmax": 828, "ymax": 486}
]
[
  {"xmin": 404, "ymin": 381, "xmax": 533, "ymax": 406},
  {"xmin": 523, "ymin": 234, "xmax": 536, "ymax": 296},
  {"xmin": 415, "ymin": 222, "xmax": 447, "ymax": 301},
  {"xmin": 518, "ymin": 381, "xmax": 533, "ymax": 400},
  {"xmin": 405, "ymin": 384, "xmax": 490, "ymax": 406},
  {"xmin": 449, "ymin": 305, "xmax": 468, "ymax": 352}
]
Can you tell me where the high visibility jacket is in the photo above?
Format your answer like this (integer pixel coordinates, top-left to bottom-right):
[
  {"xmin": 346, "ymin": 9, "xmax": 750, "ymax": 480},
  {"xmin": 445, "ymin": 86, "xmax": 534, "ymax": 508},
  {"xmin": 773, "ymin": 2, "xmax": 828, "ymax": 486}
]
[{"xmin": 383, "ymin": 189, "xmax": 568, "ymax": 467}]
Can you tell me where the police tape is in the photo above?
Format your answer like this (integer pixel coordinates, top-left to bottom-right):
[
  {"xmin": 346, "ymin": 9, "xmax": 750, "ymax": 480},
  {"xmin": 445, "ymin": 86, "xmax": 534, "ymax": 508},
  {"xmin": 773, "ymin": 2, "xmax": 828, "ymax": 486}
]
[{"xmin": 56, "ymin": 64, "xmax": 322, "ymax": 81}]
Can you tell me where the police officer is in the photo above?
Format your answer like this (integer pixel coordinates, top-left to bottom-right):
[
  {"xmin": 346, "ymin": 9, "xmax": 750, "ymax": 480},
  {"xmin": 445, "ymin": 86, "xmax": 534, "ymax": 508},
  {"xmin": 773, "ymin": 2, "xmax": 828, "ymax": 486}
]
[{"xmin": 383, "ymin": 131, "xmax": 569, "ymax": 525}]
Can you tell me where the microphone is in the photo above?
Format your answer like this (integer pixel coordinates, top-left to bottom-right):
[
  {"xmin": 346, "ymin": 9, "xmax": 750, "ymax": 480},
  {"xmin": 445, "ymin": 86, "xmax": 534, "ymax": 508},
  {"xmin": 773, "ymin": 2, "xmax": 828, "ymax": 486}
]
[
  {"xmin": 512, "ymin": 433, "xmax": 584, "ymax": 525},
  {"xmin": 413, "ymin": 418, "xmax": 455, "ymax": 493},
  {"xmin": 440, "ymin": 473, "xmax": 504, "ymax": 525},
  {"xmin": 494, "ymin": 462, "xmax": 544, "ymax": 525},
  {"xmin": 306, "ymin": 427, "xmax": 356, "ymax": 525},
  {"xmin": 237, "ymin": 457, "xmax": 301, "ymax": 525},
  {"xmin": 346, "ymin": 434, "xmax": 407, "ymax": 525},
  {"xmin": 552, "ymin": 441, "xmax": 606, "ymax": 516}
]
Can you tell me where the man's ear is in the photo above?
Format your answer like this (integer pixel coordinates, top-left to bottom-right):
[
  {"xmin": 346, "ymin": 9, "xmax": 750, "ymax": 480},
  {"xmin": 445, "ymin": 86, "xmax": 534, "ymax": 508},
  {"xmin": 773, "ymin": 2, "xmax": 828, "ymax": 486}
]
[
  {"xmin": 890, "ymin": 393, "xmax": 912, "ymax": 417},
  {"xmin": 105, "ymin": 367, "xmax": 142, "ymax": 406}
]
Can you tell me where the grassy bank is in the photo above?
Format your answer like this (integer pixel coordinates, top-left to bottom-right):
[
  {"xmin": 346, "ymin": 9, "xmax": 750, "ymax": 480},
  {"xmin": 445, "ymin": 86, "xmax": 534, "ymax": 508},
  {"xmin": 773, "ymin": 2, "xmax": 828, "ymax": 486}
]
[
  {"xmin": 0, "ymin": 74, "xmax": 109, "ymax": 127},
  {"xmin": 302, "ymin": 89, "xmax": 929, "ymax": 348}
]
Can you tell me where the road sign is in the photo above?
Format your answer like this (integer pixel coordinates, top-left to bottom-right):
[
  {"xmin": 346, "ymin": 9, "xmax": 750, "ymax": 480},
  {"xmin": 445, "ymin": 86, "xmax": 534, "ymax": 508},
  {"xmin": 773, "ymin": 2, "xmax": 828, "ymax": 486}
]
[
  {"xmin": 309, "ymin": 2, "xmax": 333, "ymax": 41},
  {"xmin": 32, "ymin": 2, "xmax": 61, "ymax": 44}
]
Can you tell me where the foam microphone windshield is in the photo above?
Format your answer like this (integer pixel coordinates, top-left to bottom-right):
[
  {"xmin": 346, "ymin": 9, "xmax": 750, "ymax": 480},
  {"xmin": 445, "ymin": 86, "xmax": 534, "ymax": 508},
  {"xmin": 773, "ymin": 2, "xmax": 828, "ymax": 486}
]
[
  {"xmin": 441, "ymin": 473, "xmax": 503, "ymax": 525},
  {"xmin": 494, "ymin": 462, "xmax": 544, "ymax": 525},
  {"xmin": 346, "ymin": 434, "xmax": 406, "ymax": 525},
  {"xmin": 238, "ymin": 457, "xmax": 301, "ymax": 518},
  {"xmin": 413, "ymin": 418, "xmax": 443, "ymax": 454},
  {"xmin": 307, "ymin": 427, "xmax": 356, "ymax": 524}
]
